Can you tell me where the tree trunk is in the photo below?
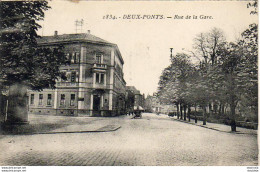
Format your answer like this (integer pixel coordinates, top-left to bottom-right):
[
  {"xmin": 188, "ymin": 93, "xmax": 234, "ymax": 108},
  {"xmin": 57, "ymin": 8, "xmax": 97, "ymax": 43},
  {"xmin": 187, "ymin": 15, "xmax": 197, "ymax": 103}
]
[
  {"xmin": 230, "ymin": 97, "xmax": 236, "ymax": 132},
  {"xmin": 183, "ymin": 104, "xmax": 187, "ymax": 121},
  {"xmin": 209, "ymin": 103, "xmax": 213, "ymax": 118},
  {"xmin": 213, "ymin": 102, "xmax": 218, "ymax": 115},
  {"xmin": 180, "ymin": 104, "xmax": 183, "ymax": 120},
  {"xmin": 176, "ymin": 103, "xmax": 180, "ymax": 119},
  {"xmin": 194, "ymin": 104, "xmax": 197, "ymax": 123},
  {"xmin": 188, "ymin": 105, "xmax": 191, "ymax": 122},
  {"xmin": 203, "ymin": 106, "xmax": 207, "ymax": 125},
  {"xmin": 218, "ymin": 103, "xmax": 222, "ymax": 116},
  {"xmin": 5, "ymin": 83, "xmax": 29, "ymax": 125},
  {"xmin": 229, "ymin": 73, "xmax": 236, "ymax": 132},
  {"xmin": 0, "ymin": 94, "xmax": 8, "ymax": 123},
  {"xmin": 221, "ymin": 104, "xmax": 225, "ymax": 116}
]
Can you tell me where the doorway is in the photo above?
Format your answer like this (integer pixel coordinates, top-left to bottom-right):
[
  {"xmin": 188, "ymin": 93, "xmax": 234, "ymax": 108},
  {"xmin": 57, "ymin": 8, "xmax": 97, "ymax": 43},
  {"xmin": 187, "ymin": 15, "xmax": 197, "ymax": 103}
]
[{"xmin": 93, "ymin": 94, "xmax": 101, "ymax": 116}]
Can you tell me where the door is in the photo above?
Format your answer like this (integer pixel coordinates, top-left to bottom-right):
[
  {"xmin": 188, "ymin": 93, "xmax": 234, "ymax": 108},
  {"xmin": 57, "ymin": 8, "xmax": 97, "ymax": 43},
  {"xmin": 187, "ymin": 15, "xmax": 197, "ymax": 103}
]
[{"xmin": 93, "ymin": 95, "xmax": 101, "ymax": 116}]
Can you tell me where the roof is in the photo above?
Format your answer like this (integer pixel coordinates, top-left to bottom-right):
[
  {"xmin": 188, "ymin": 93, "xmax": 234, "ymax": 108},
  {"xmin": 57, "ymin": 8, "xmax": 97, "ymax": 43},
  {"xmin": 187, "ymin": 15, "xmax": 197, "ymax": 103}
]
[
  {"xmin": 37, "ymin": 33, "xmax": 112, "ymax": 45},
  {"xmin": 37, "ymin": 33, "xmax": 124, "ymax": 64},
  {"xmin": 126, "ymin": 86, "xmax": 141, "ymax": 94}
]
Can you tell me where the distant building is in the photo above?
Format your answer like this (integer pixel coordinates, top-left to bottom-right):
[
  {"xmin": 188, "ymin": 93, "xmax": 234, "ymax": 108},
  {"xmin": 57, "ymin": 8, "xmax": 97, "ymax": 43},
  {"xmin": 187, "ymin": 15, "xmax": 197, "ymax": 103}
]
[
  {"xmin": 126, "ymin": 86, "xmax": 145, "ymax": 111},
  {"xmin": 28, "ymin": 31, "xmax": 126, "ymax": 117},
  {"xmin": 125, "ymin": 87, "xmax": 135, "ymax": 112},
  {"xmin": 145, "ymin": 94, "xmax": 176, "ymax": 114}
]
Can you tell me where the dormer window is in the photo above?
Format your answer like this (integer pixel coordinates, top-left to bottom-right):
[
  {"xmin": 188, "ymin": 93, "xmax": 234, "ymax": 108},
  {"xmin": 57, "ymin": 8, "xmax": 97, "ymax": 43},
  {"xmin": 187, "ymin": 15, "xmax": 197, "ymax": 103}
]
[{"xmin": 96, "ymin": 53, "xmax": 103, "ymax": 64}]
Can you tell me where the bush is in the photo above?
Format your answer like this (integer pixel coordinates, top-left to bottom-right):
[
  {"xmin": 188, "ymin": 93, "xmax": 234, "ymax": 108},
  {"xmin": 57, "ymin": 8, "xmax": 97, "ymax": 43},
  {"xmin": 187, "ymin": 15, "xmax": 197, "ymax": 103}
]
[
  {"xmin": 190, "ymin": 111, "xmax": 203, "ymax": 116},
  {"xmin": 168, "ymin": 112, "xmax": 176, "ymax": 117}
]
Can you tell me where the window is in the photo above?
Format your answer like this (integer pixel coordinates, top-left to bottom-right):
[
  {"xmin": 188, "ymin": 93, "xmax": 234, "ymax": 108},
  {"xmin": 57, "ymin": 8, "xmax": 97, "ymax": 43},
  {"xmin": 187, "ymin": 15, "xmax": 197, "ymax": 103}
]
[
  {"xmin": 30, "ymin": 94, "xmax": 34, "ymax": 105},
  {"xmin": 71, "ymin": 54, "xmax": 75, "ymax": 63},
  {"xmin": 39, "ymin": 94, "xmax": 43, "ymax": 105},
  {"xmin": 96, "ymin": 53, "xmax": 103, "ymax": 64},
  {"xmin": 66, "ymin": 53, "xmax": 71, "ymax": 63},
  {"xmin": 96, "ymin": 73, "xmax": 99, "ymax": 83},
  {"xmin": 60, "ymin": 71, "xmax": 67, "ymax": 81},
  {"xmin": 101, "ymin": 74, "xmax": 104, "ymax": 83},
  {"xmin": 71, "ymin": 71, "xmax": 76, "ymax": 83},
  {"xmin": 66, "ymin": 72, "xmax": 71, "ymax": 82},
  {"xmin": 95, "ymin": 73, "xmax": 104, "ymax": 84},
  {"xmin": 71, "ymin": 52, "xmax": 79, "ymax": 63},
  {"xmin": 47, "ymin": 94, "xmax": 52, "ymax": 106},
  {"xmin": 75, "ymin": 52, "xmax": 80, "ymax": 63},
  {"xmin": 70, "ymin": 94, "xmax": 75, "ymax": 106},
  {"xmin": 60, "ymin": 94, "xmax": 65, "ymax": 106}
]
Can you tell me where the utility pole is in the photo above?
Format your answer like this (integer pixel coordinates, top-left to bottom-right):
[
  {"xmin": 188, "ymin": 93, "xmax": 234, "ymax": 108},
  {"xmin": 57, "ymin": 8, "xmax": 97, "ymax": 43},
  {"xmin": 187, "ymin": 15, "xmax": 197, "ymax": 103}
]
[{"xmin": 170, "ymin": 48, "xmax": 173, "ymax": 58}]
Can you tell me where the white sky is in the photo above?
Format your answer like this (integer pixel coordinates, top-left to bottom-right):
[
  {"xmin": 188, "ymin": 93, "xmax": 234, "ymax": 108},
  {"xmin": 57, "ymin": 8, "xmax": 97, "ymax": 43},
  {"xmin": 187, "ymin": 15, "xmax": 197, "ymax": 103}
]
[{"xmin": 38, "ymin": 1, "xmax": 258, "ymax": 96}]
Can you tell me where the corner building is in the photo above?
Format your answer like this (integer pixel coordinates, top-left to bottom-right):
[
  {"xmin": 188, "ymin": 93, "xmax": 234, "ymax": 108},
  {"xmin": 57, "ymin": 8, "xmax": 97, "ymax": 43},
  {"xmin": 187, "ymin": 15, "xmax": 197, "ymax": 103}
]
[{"xmin": 28, "ymin": 32, "xmax": 126, "ymax": 117}]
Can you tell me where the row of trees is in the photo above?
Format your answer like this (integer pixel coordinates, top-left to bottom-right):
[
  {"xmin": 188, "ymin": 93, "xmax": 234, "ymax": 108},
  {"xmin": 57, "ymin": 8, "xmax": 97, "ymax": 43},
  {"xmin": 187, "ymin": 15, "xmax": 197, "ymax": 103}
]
[{"xmin": 157, "ymin": 25, "xmax": 258, "ymax": 131}]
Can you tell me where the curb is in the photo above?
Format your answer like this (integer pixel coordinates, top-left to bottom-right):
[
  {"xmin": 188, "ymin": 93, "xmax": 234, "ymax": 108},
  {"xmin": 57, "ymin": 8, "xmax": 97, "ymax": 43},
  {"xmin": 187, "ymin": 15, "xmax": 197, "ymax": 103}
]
[
  {"xmin": 8, "ymin": 125, "xmax": 122, "ymax": 135},
  {"xmin": 34, "ymin": 125, "xmax": 121, "ymax": 135},
  {"xmin": 171, "ymin": 118, "xmax": 257, "ymax": 136}
]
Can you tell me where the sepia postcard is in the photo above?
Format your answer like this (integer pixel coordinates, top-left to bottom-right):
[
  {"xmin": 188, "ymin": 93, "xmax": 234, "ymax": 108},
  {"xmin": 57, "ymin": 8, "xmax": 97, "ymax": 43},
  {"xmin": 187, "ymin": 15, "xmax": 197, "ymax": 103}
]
[{"xmin": 0, "ymin": 0, "xmax": 258, "ymax": 172}]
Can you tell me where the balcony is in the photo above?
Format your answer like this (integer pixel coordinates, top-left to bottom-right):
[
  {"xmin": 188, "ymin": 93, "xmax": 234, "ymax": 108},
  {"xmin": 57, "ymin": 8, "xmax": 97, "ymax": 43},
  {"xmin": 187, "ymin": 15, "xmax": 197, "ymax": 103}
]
[
  {"xmin": 56, "ymin": 82, "xmax": 79, "ymax": 87},
  {"xmin": 93, "ymin": 83, "xmax": 108, "ymax": 89},
  {"xmin": 92, "ymin": 63, "xmax": 107, "ymax": 72}
]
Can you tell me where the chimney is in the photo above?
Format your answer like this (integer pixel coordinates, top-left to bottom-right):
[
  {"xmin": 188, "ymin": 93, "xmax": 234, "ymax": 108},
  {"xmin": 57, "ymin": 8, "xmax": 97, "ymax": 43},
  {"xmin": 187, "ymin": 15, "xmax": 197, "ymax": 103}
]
[
  {"xmin": 87, "ymin": 30, "xmax": 90, "ymax": 34},
  {"xmin": 54, "ymin": 30, "xmax": 58, "ymax": 36}
]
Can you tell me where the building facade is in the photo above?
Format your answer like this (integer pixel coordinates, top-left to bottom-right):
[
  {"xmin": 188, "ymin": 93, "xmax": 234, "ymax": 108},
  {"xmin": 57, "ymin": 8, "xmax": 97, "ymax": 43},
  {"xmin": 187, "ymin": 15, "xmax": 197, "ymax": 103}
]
[
  {"xmin": 145, "ymin": 95, "xmax": 176, "ymax": 114},
  {"xmin": 126, "ymin": 86, "xmax": 145, "ymax": 111},
  {"xmin": 28, "ymin": 31, "xmax": 126, "ymax": 117},
  {"xmin": 125, "ymin": 87, "xmax": 135, "ymax": 113}
]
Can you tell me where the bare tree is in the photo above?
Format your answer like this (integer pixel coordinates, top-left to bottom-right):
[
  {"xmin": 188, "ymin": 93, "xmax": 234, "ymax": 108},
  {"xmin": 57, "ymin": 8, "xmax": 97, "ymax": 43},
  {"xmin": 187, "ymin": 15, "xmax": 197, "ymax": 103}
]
[{"xmin": 193, "ymin": 28, "xmax": 226, "ymax": 66}]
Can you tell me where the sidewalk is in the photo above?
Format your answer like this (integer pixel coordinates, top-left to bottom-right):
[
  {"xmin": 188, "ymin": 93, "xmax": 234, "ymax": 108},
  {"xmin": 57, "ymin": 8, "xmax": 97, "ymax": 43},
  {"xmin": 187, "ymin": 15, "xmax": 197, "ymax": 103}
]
[
  {"xmin": 0, "ymin": 114, "xmax": 122, "ymax": 135},
  {"xmin": 170, "ymin": 116, "xmax": 257, "ymax": 136},
  {"xmin": 41, "ymin": 123, "xmax": 121, "ymax": 134}
]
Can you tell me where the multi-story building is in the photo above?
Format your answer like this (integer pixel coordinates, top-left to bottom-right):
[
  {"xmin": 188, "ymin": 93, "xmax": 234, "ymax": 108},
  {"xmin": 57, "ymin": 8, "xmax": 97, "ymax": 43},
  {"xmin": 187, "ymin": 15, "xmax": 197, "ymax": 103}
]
[
  {"xmin": 28, "ymin": 31, "xmax": 126, "ymax": 117},
  {"xmin": 126, "ymin": 86, "xmax": 145, "ymax": 111},
  {"xmin": 125, "ymin": 87, "xmax": 135, "ymax": 112}
]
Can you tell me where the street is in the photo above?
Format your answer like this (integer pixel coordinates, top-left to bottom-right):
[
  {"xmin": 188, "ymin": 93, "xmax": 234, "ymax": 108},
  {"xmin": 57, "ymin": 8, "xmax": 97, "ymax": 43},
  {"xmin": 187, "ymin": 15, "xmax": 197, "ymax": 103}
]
[{"xmin": 0, "ymin": 113, "xmax": 258, "ymax": 166}]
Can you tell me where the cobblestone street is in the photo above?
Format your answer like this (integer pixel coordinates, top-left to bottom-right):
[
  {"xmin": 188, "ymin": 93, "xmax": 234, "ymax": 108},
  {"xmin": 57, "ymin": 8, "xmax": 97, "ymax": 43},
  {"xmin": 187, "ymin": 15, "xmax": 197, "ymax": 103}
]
[{"xmin": 0, "ymin": 113, "xmax": 258, "ymax": 166}]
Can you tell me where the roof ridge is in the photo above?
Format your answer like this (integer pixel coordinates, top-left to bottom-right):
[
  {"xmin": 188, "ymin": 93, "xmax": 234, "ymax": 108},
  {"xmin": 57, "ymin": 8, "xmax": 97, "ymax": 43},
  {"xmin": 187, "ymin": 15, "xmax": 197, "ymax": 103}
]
[{"xmin": 37, "ymin": 32, "xmax": 113, "ymax": 45}]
